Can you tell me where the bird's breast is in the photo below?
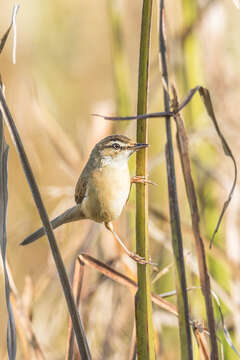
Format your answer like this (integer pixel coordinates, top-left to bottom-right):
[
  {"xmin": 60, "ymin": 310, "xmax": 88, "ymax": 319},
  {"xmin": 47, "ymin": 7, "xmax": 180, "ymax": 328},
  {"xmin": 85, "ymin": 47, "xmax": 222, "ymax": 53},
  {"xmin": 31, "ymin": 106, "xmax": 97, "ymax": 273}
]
[{"xmin": 82, "ymin": 164, "xmax": 130, "ymax": 223}]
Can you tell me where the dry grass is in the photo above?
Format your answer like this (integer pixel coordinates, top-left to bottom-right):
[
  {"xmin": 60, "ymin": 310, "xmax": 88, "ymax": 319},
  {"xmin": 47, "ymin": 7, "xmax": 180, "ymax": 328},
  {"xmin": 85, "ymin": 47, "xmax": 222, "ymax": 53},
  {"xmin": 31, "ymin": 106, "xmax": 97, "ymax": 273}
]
[{"xmin": 1, "ymin": 1, "xmax": 240, "ymax": 359}]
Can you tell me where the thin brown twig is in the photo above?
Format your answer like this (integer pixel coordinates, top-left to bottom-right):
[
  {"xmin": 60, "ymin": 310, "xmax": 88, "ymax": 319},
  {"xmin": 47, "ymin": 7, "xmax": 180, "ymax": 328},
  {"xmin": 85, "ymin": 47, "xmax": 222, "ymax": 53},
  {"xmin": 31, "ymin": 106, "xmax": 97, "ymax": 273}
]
[
  {"xmin": 92, "ymin": 111, "xmax": 173, "ymax": 121},
  {"xmin": 159, "ymin": 1, "xmax": 193, "ymax": 358},
  {"xmin": 172, "ymin": 85, "xmax": 219, "ymax": 359},
  {"xmin": 66, "ymin": 260, "xmax": 84, "ymax": 360},
  {"xmin": 78, "ymin": 253, "xmax": 178, "ymax": 316},
  {"xmin": 192, "ymin": 322, "xmax": 210, "ymax": 360},
  {"xmin": 77, "ymin": 253, "xmax": 218, "ymax": 351}
]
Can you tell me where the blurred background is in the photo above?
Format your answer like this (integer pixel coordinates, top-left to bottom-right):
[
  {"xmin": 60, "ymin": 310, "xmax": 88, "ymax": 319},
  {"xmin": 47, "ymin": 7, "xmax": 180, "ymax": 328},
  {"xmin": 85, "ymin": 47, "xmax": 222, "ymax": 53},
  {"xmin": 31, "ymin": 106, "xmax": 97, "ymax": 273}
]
[{"xmin": 1, "ymin": 0, "xmax": 240, "ymax": 359}]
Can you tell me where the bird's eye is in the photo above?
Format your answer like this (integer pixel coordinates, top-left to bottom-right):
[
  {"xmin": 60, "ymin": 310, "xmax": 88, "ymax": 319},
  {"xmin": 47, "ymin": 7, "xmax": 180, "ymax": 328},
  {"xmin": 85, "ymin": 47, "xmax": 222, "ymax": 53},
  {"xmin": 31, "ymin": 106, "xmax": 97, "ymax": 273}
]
[{"xmin": 112, "ymin": 143, "xmax": 121, "ymax": 150}]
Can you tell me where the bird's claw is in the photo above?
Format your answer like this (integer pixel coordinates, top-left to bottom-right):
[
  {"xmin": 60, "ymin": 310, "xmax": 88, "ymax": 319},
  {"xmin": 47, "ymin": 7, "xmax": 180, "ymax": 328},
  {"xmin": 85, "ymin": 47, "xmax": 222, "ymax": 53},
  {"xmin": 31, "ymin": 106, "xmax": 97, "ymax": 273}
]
[
  {"xmin": 131, "ymin": 176, "xmax": 157, "ymax": 186},
  {"xmin": 129, "ymin": 252, "xmax": 157, "ymax": 266}
]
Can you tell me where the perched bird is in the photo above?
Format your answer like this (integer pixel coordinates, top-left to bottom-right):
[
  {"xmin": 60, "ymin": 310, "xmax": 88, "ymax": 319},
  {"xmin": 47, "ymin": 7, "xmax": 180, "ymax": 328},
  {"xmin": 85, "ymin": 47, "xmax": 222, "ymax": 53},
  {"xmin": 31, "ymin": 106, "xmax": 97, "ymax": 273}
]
[{"xmin": 21, "ymin": 135, "xmax": 151, "ymax": 263}]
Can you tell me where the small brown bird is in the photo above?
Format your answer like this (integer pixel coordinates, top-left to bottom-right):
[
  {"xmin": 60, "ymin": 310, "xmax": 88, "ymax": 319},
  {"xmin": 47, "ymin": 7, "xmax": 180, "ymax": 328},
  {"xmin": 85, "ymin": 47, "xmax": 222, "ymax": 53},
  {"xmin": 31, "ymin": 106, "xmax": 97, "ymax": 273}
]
[{"xmin": 21, "ymin": 135, "xmax": 151, "ymax": 263}]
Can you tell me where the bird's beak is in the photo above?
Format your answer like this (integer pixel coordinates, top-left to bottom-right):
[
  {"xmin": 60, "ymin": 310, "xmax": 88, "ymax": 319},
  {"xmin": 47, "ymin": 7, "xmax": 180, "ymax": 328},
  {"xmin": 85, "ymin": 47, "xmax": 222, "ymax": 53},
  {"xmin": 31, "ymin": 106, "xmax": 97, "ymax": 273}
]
[{"xmin": 131, "ymin": 143, "xmax": 149, "ymax": 151}]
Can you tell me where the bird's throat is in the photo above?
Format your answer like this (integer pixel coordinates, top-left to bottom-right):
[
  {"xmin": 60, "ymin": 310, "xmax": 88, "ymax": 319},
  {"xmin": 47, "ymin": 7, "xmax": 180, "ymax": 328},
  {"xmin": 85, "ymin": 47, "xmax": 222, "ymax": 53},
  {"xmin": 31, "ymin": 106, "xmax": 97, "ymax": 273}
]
[{"xmin": 100, "ymin": 155, "xmax": 129, "ymax": 170}]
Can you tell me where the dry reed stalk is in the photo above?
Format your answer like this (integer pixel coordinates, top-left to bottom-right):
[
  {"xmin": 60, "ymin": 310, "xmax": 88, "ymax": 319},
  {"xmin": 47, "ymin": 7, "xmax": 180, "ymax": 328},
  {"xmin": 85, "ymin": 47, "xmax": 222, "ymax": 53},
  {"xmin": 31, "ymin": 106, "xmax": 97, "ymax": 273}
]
[{"xmin": 158, "ymin": 1, "xmax": 193, "ymax": 358}]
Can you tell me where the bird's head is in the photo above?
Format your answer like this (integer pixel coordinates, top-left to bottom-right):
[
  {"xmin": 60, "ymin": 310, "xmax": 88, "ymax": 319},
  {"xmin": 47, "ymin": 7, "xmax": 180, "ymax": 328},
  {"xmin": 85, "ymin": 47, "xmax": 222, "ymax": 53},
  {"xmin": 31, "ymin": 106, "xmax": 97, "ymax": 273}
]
[{"xmin": 91, "ymin": 135, "xmax": 148, "ymax": 167}]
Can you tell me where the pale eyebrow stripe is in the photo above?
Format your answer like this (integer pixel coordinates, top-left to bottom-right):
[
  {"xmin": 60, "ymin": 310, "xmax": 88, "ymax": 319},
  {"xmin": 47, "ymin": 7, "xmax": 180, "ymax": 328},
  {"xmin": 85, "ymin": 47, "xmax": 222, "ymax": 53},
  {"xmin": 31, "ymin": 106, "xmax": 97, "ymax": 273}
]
[{"xmin": 102, "ymin": 143, "xmax": 128, "ymax": 149}]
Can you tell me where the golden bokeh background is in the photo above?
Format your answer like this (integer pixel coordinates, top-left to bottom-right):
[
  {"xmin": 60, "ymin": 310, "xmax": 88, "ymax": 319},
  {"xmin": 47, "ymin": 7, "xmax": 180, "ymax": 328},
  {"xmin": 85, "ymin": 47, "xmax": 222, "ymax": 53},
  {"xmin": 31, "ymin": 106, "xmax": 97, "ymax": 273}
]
[{"xmin": 1, "ymin": 1, "xmax": 240, "ymax": 359}]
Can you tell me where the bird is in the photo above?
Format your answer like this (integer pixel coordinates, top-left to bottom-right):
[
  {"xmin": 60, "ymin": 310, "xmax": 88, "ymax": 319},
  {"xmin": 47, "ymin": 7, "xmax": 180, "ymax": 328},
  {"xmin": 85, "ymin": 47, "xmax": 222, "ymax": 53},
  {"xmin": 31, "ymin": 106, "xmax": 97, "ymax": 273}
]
[{"xmin": 21, "ymin": 134, "xmax": 152, "ymax": 264}]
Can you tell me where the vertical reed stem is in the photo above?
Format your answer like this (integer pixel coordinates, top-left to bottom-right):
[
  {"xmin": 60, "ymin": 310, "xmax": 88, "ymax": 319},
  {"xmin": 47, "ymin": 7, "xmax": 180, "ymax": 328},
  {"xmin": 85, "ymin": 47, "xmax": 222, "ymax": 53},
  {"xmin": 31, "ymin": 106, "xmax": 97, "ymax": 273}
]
[
  {"xmin": 135, "ymin": 1, "xmax": 155, "ymax": 359},
  {"xmin": 158, "ymin": 1, "xmax": 193, "ymax": 359}
]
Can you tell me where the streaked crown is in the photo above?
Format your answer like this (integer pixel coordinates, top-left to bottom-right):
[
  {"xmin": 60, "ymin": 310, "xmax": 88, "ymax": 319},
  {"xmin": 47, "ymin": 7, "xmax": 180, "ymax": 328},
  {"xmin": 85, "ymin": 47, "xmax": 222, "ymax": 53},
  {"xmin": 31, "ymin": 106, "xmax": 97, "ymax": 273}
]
[{"xmin": 92, "ymin": 135, "xmax": 148, "ymax": 161}]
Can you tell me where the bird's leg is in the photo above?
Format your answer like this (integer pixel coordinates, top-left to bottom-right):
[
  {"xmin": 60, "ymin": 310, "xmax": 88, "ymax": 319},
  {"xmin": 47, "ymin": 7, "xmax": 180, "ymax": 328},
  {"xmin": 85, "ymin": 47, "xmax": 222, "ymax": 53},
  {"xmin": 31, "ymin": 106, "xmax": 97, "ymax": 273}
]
[
  {"xmin": 131, "ymin": 175, "xmax": 157, "ymax": 186},
  {"xmin": 126, "ymin": 176, "xmax": 157, "ymax": 204},
  {"xmin": 105, "ymin": 222, "xmax": 151, "ymax": 265}
]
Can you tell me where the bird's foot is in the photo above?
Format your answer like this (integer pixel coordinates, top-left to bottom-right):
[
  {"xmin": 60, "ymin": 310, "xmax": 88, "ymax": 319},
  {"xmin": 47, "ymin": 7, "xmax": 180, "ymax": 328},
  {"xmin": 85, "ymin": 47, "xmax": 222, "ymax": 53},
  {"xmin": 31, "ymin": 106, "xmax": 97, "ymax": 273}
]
[
  {"xmin": 131, "ymin": 176, "xmax": 157, "ymax": 186},
  {"xmin": 129, "ymin": 251, "xmax": 157, "ymax": 266}
]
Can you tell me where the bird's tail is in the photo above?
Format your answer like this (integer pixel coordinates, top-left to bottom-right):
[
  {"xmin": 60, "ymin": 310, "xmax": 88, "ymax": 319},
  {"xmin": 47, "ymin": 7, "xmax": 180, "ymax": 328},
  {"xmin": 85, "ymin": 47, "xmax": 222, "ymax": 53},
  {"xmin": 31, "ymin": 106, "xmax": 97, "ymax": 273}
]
[{"xmin": 20, "ymin": 205, "xmax": 85, "ymax": 246}]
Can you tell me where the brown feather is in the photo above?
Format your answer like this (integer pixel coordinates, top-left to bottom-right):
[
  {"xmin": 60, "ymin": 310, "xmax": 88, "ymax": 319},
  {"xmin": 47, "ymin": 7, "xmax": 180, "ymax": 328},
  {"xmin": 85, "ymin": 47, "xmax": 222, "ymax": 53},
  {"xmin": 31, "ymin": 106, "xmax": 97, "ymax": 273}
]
[
  {"xmin": 75, "ymin": 166, "xmax": 89, "ymax": 204},
  {"xmin": 75, "ymin": 135, "xmax": 134, "ymax": 204}
]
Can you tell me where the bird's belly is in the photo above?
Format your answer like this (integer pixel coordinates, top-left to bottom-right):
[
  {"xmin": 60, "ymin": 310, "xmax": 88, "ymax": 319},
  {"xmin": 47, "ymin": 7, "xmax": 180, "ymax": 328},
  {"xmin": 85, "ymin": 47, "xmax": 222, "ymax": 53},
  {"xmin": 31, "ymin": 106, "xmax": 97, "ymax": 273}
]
[{"xmin": 82, "ymin": 166, "xmax": 130, "ymax": 223}]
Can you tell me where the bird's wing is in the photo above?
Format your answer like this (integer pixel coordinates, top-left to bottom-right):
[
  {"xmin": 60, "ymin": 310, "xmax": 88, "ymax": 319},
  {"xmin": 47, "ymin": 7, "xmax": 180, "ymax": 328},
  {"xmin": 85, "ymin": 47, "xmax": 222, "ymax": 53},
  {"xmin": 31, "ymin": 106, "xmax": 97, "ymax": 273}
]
[{"xmin": 75, "ymin": 170, "xmax": 88, "ymax": 204}]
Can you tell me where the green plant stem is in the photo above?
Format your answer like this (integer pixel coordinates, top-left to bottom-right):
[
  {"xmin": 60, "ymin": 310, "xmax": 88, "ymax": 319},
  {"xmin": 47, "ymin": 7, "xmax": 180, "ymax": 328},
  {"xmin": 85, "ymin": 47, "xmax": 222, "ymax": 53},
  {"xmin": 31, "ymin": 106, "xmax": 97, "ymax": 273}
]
[
  {"xmin": 135, "ymin": 1, "xmax": 155, "ymax": 359},
  {"xmin": 159, "ymin": 1, "xmax": 193, "ymax": 359}
]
